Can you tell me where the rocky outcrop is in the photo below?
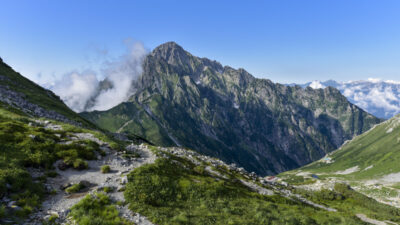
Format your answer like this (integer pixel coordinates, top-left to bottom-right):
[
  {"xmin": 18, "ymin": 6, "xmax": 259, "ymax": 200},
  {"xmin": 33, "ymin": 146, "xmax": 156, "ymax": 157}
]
[
  {"xmin": 0, "ymin": 59, "xmax": 93, "ymax": 127},
  {"xmin": 0, "ymin": 85, "xmax": 80, "ymax": 126}
]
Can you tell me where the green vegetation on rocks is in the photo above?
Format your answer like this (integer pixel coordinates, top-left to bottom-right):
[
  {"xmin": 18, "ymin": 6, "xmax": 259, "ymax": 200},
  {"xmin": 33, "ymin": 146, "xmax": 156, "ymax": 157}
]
[
  {"xmin": 0, "ymin": 103, "xmax": 121, "ymax": 221},
  {"xmin": 101, "ymin": 165, "xmax": 111, "ymax": 173},
  {"xmin": 65, "ymin": 183, "xmax": 86, "ymax": 194},
  {"xmin": 69, "ymin": 193, "xmax": 131, "ymax": 225}
]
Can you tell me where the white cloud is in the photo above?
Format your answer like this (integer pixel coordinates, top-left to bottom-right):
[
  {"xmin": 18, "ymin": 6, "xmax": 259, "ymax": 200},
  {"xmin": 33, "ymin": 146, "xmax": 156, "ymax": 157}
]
[
  {"xmin": 89, "ymin": 41, "xmax": 147, "ymax": 111},
  {"xmin": 367, "ymin": 78, "xmax": 382, "ymax": 83},
  {"xmin": 50, "ymin": 41, "xmax": 148, "ymax": 112},
  {"xmin": 339, "ymin": 81, "xmax": 400, "ymax": 118},
  {"xmin": 51, "ymin": 71, "xmax": 99, "ymax": 112},
  {"xmin": 309, "ymin": 80, "xmax": 325, "ymax": 89}
]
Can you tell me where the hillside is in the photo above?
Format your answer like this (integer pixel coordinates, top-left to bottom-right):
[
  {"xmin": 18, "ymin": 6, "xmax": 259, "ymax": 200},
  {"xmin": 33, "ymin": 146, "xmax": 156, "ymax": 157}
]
[
  {"xmin": 280, "ymin": 114, "xmax": 400, "ymax": 208},
  {"xmin": 0, "ymin": 64, "xmax": 399, "ymax": 224},
  {"xmin": 1, "ymin": 102, "xmax": 400, "ymax": 224},
  {"xmin": 82, "ymin": 42, "xmax": 382, "ymax": 176},
  {"xmin": 0, "ymin": 57, "xmax": 94, "ymax": 127}
]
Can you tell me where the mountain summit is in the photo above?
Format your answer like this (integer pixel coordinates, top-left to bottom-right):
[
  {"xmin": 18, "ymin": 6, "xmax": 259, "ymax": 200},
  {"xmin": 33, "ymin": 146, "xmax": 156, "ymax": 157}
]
[
  {"xmin": 82, "ymin": 42, "xmax": 381, "ymax": 175},
  {"xmin": 151, "ymin": 41, "xmax": 188, "ymax": 62}
]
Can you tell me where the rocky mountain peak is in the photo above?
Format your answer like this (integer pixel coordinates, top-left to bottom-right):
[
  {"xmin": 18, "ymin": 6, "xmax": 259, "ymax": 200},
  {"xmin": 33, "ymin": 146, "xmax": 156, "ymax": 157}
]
[
  {"xmin": 151, "ymin": 41, "xmax": 189, "ymax": 64},
  {"xmin": 83, "ymin": 44, "xmax": 382, "ymax": 176}
]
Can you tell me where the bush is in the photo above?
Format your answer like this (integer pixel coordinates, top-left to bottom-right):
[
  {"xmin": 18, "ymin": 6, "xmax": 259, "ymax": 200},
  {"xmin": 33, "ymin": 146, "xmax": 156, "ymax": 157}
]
[
  {"xmin": 101, "ymin": 165, "xmax": 111, "ymax": 174},
  {"xmin": 122, "ymin": 152, "xmax": 140, "ymax": 159},
  {"xmin": 47, "ymin": 214, "xmax": 59, "ymax": 224},
  {"xmin": 103, "ymin": 186, "xmax": 114, "ymax": 193},
  {"xmin": 125, "ymin": 159, "xmax": 179, "ymax": 206},
  {"xmin": 72, "ymin": 159, "xmax": 88, "ymax": 170},
  {"xmin": 65, "ymin": 183, "xmax": 85, "ymax": 194}
]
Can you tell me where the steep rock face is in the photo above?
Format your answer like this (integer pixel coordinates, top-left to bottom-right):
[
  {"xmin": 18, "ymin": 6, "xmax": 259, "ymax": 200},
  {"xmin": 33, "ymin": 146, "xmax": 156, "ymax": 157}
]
[{"xmin": 82, "ymin": 42, "xmax": 381, "ymax": 175}]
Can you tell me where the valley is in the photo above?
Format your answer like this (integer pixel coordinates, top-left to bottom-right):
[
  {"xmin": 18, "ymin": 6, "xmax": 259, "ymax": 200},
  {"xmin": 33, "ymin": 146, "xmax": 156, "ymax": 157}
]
[{"xmin": 280, "ymin": 114, "xmax": 400, "ymax": 210}]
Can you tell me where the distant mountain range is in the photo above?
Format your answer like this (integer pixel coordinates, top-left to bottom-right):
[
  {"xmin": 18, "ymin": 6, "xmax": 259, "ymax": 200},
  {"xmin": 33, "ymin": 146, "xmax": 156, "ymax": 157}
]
[
  {"xmin": 81, "ymin": 42, "xmax": 381, "ymax": 176},
  {"xmin": 288, "ymin": 79, "xmax": 400, "ymax": 119}
]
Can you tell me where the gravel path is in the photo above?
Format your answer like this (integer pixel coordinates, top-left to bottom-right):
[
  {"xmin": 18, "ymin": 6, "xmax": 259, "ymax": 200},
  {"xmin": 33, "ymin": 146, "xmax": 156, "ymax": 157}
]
[
  {"xmin": 239, "ymin": 179, "xmax": 274, "ymax": 195},
  {"xmin": 335, "ymin": 166, "xmax": 360, "ymax": 175},
  {"xmin": 356, "ymin": 214, "xmax": 389, "ymax": 225},
  {"xmin": 293, "ymin": 194, "xmax": 337, "ymax": 212},
  {"xmin": 381, "ymin": 172, "xmax": 400, "ymax": 183},
  {"xmin": 27, "ymin": 140, "xmax": 156, "ymax": 225}
]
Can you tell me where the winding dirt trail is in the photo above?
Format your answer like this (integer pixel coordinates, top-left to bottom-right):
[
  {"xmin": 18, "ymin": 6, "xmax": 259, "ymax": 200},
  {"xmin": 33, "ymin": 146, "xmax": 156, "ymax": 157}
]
[{"xmin": 27, "ymin": 141, "xmax": 156, "ymax": 225}]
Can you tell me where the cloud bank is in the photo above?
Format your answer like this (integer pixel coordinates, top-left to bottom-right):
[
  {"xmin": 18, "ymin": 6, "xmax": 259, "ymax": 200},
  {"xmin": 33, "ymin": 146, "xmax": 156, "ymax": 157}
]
[
  {"xmin": 51, "ymin": 71, "xmax": 99, "ymax": 112},
  {"xmin": 50, "ymin": 41, "xmax": 148, "ymax": 112},
  {"xmin": 307, "ymin": 78, "xmax": 400, "ymax": 119}
]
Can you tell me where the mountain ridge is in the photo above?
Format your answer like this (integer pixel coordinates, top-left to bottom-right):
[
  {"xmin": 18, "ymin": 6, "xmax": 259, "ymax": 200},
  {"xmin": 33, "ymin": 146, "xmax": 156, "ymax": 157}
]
[
  {"xmin": 0, "ymin": 58, "xmax": 95, "ymax": 127},
  {"xmin": 82, "ymin": 42, "xmax": 382, "ymax": 176},
  {"xmin": 1, "ymin": 50, "xmax": 399, "ymax": 225}
]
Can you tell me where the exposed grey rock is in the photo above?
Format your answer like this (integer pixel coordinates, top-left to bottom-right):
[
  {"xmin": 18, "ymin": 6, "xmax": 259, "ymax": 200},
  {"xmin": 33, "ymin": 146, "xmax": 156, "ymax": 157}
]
[{"xmin": 0, "ymin": 85, "xmax": 80, "ymax": 126}]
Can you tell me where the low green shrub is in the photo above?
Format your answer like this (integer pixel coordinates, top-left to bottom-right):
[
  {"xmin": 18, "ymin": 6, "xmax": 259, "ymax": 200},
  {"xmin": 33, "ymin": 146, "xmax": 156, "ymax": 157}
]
[
  {"xmin": 122, "ymin": 152, "xmax": 140, "ymax": 159},
  {"xmin": 101, "ymin": 165, "xmax": 111, "ymax": 173},
  {"xmin": 103, "ymin": 186, "xmax": 114, "ymax": 193},
  {"xmin": 72, "ymin": 158, "xmax": 88, "ymax": 170},
  {"xmin": 65, "ymin": 183, "xmax": 85, "ymax": 194},
  {"xmin": 48, "ymin": 214, "xmax": 59, "ymax": 223}
]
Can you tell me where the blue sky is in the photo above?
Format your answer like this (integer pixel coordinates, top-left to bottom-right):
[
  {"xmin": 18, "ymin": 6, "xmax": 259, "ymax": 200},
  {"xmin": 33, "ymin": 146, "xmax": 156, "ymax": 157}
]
[{"xmin": 1, "ymin": 0, "xmax": 400, "ymax": 84}]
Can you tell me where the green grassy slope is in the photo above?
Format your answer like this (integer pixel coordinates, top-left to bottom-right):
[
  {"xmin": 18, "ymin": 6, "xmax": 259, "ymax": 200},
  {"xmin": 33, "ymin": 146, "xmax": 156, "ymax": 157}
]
[
  {"xmin": 0, "ymin": 58, "xmax": 94, "ymax": 127},
  {"xmin": 280, "ymin": 114, "xmax": 400, "ymax": 208},
  {"xmin": 1, "ymin": 101, "xmax": 400, "ymax": 224},
  {"xmin": 80, "ymin": 101, "xmax": 175, "ymax": 146},
  {"xmin": 120, "ymin": 146, "xmax": 400, "ymax": 225},
  {"xmin": 299, "ymin": 114, "xmax": 400, "ymax": 180}
]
